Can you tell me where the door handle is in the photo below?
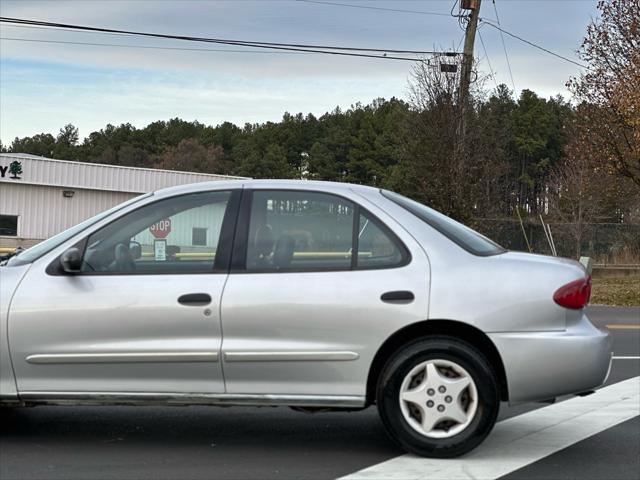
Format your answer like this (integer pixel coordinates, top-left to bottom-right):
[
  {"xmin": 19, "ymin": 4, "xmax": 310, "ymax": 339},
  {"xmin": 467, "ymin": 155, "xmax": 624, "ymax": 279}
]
[
  {"xmin": 178, "ymin": 293, "xmax": 212, "ymax": 306},
  {"xmin": 381, "ymin": 291, "xmax": 414, "ymax": 303}
]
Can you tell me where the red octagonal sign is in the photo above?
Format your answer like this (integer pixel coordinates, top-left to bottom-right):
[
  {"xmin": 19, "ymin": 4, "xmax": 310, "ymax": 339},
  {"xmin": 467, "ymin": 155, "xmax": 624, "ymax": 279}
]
[{"xmin": 149, "ymin": 218, "xmax": 171, "ymax": 239}]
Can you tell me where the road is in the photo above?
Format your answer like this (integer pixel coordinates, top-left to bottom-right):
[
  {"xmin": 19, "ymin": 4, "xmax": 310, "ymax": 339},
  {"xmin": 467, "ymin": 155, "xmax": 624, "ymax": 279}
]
[{"xmin": 1, "ymin": 306, "xmax": 638, "ymax": 480}]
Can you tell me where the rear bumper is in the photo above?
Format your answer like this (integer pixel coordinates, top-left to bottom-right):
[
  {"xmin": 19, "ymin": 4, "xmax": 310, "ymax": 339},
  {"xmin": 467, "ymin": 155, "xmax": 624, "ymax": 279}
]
[{"xmin": 489, "ymin": 313, "xmax": 613, "ymax": 404}]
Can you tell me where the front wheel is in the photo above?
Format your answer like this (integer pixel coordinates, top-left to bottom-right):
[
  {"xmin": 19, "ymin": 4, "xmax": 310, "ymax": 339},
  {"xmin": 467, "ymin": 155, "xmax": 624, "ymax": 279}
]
[{"xmin": 376, "ymin": 336, "xmax": 500, "ymax": 457}]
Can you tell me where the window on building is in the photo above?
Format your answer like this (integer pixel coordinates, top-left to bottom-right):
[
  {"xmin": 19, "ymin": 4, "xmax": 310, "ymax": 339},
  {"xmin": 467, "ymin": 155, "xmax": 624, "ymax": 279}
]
[
  {"xmin": 192, "ymin": 227, "xmax": 207, "ymax": 246},
  {"xmin": 0, "ymin": 215, "xmax": 18, "ymax": 236}
]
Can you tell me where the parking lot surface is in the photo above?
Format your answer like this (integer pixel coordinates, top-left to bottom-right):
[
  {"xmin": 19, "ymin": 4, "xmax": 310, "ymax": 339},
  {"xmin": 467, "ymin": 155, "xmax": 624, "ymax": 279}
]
[{"xmin": 1, "ymin": 306, "xmax": 638, "ymax": 480}]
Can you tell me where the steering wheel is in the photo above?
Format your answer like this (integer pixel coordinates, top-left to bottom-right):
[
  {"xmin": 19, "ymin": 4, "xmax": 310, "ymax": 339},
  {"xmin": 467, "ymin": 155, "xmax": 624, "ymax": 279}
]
[{"xmin": 113, "ymin": 243, "xmax": 136, "ymax": 272}]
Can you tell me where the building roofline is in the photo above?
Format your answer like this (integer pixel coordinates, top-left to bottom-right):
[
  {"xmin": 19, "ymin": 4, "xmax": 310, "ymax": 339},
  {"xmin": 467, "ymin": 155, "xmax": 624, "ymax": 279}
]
[{"xmin": 0, "ymin": 152, "xmax": 249, "ymax": 180}]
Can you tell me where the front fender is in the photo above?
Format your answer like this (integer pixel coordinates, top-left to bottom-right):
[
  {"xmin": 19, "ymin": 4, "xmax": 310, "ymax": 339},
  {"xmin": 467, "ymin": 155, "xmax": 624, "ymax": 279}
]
[{"xmin": 0, "ymin": 263, "xmax": 31, "ymax": 401}]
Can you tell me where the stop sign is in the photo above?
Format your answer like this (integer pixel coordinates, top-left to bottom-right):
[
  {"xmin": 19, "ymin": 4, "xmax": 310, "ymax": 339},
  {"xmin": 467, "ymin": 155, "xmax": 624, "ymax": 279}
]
[{"xmin": 149, "ymin": 218, "xmax": 171, "ymax": 239}]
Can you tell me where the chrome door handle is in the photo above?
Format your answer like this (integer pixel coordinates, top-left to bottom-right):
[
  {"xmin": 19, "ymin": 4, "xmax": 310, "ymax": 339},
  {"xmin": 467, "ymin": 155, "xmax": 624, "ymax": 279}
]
[
  {"xmin": 178, "ymin": 293, "xmax": 212, "ymax": 306},
  {"xmin": 381, "ymin": 291, "xmax": 414, "ymax": 303}
]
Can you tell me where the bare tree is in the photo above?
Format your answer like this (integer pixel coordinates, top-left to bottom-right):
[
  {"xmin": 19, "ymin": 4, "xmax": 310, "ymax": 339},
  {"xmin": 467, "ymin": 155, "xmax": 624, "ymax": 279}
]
[
  {"xmin": 568, "ymin": 0, "xmax": 640, "ymax": 186},
  {"xmin": 548, "ymin": 110, "xmax": 622, "ymax": 257}
]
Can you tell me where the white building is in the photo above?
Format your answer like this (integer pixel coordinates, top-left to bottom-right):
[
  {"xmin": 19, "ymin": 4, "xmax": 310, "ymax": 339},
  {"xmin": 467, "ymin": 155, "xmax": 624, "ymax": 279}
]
[{"xmin": 0, "ymin": 153, "xmax": 246, "ymax": 249}]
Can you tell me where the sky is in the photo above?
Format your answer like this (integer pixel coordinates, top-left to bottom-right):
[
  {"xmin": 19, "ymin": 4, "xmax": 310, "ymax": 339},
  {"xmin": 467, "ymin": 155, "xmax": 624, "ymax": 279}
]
[{"xmin": 0, "ymin": 0, "xmax": 600, "ymax": 145}]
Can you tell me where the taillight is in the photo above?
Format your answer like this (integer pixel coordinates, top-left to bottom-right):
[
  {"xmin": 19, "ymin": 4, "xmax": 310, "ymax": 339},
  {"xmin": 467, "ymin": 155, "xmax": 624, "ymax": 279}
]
[{"xmin": 553, "ymin": 276, "xmax": 592, "ymax": 309}]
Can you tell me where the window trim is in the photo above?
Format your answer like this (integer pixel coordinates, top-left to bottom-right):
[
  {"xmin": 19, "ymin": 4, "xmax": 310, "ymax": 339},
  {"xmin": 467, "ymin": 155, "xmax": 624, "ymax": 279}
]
[
  {"xmin": 47, "ymin": 189, "xmax": 242, "ymax": 276},
  {"xmin": 231, "ymin": 188, "xmax": 411, "ymax": 274}
]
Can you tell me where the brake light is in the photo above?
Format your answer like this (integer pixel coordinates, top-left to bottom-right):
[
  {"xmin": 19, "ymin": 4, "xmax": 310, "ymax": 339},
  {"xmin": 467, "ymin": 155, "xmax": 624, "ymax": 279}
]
[{"xmin": 553, "ymin": 276, "xmax": 592, "ymax": 309}]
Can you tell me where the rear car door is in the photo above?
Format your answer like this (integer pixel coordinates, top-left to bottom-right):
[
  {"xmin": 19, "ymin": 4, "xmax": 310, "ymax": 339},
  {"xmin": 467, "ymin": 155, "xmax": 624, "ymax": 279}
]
[
  {"xmin": 220, "ymin": 187, "xmax": 430, "ymax": 400},
  {"xmin": 9, "ymin": 189, "xmax": 240, "ymax": 396}
]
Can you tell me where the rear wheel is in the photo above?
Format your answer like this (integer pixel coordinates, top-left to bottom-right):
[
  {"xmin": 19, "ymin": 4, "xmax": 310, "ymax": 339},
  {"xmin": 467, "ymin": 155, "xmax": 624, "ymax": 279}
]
[{"xmin": 376, "ymin": 336, "xmax": 499, "ymax": 457}]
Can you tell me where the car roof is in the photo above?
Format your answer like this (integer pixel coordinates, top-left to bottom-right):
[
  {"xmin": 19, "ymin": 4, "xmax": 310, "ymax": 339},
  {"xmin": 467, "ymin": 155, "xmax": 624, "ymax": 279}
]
[{"xmin": 153, "ymin": 179, "xmax": 381, "ymax": 198}]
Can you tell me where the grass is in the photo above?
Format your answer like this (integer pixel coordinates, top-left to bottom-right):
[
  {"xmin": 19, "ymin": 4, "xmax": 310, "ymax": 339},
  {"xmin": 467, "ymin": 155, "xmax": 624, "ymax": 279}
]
[{"xmin": 591, "ymin": 275, "xmax": 640, "ymax": 307}]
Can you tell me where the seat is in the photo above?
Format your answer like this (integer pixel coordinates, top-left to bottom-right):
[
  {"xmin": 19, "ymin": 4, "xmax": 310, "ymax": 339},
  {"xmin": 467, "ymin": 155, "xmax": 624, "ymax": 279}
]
[
  {"xmin": 273, "ymin": 235, "xmax": 296, "ymax": 269},
  {"xmin": 252, "ymin": 224, "xmax": 275, "ymax": 267}
]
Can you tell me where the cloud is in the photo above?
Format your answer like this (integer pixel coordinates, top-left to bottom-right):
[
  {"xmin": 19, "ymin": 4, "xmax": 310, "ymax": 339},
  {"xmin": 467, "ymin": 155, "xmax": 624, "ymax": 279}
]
[
  {"xmin": 0, "ymin": 0, "xmax": 600, "ymax": 143},
  {"xmin": 0, "ymin": 58, "xmax": 410, "ymax": 142}
]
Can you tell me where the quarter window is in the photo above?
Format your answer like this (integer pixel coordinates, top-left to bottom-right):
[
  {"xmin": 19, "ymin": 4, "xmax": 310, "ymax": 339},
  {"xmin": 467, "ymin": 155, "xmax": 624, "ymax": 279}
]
[
  {"xmin": 356, "ymin": 212, "xmax": 404, "ymax": 268},
  {"xmin": 81, "ymin": 191, "xmax": 232, "ymax": 274}
]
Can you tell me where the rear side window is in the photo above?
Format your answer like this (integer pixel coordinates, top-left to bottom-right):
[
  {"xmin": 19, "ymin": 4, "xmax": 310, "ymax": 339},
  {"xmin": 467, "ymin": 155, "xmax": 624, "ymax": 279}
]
[
  {"xmin": 245, "ymin": 190, "xmax": 409, "ymax": 272},
  {"xmin": 247, "ymin": 191, "xmax": 354, "ymax": 270},
  {"xmin": 381, "ymin": 190, "xmax": 505, "ymax": 256}
]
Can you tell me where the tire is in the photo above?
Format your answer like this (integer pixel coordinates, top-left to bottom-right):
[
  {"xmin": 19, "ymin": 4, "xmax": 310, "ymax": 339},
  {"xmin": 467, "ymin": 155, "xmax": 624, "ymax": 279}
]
[{"xmin": 376, "ymin": 336, "xmax": 500, "ymax": 458}]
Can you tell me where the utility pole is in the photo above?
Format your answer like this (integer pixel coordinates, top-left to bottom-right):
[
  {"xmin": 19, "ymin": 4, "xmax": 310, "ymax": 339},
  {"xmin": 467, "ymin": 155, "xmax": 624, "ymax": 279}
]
[
  {"xmin": 456, "ymin": 0, "xmax": 482, "ymax": 164},
  {"xmin": 459, "ymin": 0, "xmax": 482, "ymax": 107}
]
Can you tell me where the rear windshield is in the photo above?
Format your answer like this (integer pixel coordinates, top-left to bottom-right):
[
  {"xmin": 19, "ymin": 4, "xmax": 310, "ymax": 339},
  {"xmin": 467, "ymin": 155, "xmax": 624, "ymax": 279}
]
[{"xmin": 380, "ymin": 190, "xmax": 505, "ymax": 257}]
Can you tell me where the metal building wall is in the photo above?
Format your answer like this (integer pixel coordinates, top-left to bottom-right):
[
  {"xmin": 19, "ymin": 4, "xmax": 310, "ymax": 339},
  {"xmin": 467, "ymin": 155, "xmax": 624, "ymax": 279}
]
[{"xmin": 0, "ymin": 182, "xmax": 135, "ymax": 246}]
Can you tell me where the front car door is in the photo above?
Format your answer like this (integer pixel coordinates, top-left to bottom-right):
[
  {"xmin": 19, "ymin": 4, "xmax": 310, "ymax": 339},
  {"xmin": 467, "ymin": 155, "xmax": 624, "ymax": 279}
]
[
  {"xmin": 9, "ymin": 188, "xmax": 240, "ymax": 397},
  {"xmin": 220, "ymin": 185, "xmax": 430, "ymax": 404}
]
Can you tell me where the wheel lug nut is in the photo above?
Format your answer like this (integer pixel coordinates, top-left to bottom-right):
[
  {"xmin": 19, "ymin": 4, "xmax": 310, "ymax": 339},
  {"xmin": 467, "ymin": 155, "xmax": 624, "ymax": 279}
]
[
  {"xmin": 426, "ymin": 400, "xmax": 434, "ymax": 408},
  {"xmin": 445, "ymin": 396, "xmax": 452, "ymax": 403},
  {"xmin": 437, "ymin": 405, "xmax": 445, "ymax": 412},
  {"xmin": 438, "ymin": 386, "xmax": 446, "ymax": 393},
  {"xmin": 427, "ymin": 388, "xmax": 435, "ymax": 396}
]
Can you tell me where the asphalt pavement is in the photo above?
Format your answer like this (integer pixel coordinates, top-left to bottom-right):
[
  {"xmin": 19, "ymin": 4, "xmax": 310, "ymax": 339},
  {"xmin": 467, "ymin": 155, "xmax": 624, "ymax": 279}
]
[{"xmin": 1, "ymin": 305, "xmax": 638, "ymax": 480}]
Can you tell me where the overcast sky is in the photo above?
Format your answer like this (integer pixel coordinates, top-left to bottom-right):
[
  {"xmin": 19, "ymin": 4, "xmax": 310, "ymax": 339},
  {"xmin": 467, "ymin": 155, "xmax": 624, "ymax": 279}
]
[{"xmin": 0, "ymin": 0, "xmax": 599, "ymax": 144}]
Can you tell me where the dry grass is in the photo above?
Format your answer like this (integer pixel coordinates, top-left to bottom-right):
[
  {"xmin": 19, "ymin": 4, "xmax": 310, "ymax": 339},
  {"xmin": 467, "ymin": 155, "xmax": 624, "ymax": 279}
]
[{"xmin": 591, "ymin": 275, "xmax": 640, "ymax": 307}]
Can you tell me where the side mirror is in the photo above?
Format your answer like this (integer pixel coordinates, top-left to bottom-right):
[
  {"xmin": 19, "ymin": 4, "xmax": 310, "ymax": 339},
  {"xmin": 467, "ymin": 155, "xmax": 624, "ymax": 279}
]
[
  {"xmin": 60, "ymin": 247, "xmax": 82, "ymax": 274},
  {"xmin": 129, "ymin": 241, "xmax": 142, "ymax": 260}
]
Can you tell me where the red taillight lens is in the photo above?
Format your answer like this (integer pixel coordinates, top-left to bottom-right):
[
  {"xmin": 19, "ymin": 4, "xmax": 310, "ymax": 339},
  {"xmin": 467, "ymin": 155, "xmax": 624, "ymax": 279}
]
[{"xmin": 553, "ymin": 276, "xmax": 592, "ymax": 309}]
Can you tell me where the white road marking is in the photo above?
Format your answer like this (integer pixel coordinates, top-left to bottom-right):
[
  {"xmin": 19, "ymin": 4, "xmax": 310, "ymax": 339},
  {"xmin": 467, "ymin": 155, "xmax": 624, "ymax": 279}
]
[
  {"xmin": 612, "ymin": 356, "xmax": 640, "ymax": 360},
  {"xmin": 339, "ymin": 376, "xmax": 640, "ymax": 480}
]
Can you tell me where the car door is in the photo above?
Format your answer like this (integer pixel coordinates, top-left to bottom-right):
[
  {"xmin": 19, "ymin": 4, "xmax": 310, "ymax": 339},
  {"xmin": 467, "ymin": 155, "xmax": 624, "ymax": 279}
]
[
  {"xmin": 220, "ymin": 187, "xmax": 430, "ymax": 399},
  {"xmin": 9, "ymin": 189, "xmax": 240, "ymax": 395}
]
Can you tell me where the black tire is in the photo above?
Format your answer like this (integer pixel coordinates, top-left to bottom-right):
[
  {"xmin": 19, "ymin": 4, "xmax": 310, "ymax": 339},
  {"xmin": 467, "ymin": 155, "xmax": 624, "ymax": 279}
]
[{"xmin": 376, "ymin": 336, "xmax": 500, "ymax": 458}]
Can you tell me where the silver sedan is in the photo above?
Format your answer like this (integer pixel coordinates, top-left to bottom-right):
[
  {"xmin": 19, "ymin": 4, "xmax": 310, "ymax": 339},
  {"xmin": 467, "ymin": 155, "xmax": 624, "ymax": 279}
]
[{"xmin": 0, "ymin": 180, "xmax": 612, "ymax": 457}]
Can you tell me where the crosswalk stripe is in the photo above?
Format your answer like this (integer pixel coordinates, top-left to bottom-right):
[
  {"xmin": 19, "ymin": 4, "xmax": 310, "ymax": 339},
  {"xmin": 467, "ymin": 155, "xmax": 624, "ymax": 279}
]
[{"xmin": 338, "ymin": 376, "xmax": 640, "ymax": 480}]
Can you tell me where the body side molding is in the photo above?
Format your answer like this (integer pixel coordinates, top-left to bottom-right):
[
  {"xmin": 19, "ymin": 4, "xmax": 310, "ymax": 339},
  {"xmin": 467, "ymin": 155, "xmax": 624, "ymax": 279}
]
[
  {"xmin": 223, "ymin": 351, "xmax": 360, "ymax": 362},
  {"xmin": 25, "ymin": 352, "xmax": 219, "ymax": 364}
]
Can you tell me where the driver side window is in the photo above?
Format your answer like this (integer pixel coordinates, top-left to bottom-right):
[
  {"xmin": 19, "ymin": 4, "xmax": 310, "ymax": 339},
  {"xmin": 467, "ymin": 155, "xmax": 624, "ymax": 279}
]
[{"xmin": 81, "ymin": 191, "xmax": 233, "ymax": 274}]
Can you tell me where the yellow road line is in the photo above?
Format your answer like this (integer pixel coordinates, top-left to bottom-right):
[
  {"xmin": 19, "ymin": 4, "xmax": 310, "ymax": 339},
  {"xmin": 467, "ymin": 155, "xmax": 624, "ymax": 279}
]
[{"xmin": 606, "ymin": 324, "xmax": 640, "ymax": 330}]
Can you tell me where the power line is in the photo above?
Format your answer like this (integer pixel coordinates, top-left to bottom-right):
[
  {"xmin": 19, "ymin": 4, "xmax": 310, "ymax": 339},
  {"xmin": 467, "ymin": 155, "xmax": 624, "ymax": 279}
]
[
  {"xmin": 0, "ymin": 35, "xmax": 418, "ymax": 62},
  {"xmin": 490, "ymin": 0, "xmax": 516, "ymax": 93},
  {"xmin": 481, "ymin": 12, "xmax": 591, "ymax": 70},
  {"xmin": 0, "ymin": 36, "xmax": 312, "ymax": 55},
  {"xmin": 3, "ymin": 23, "xmax": 150, "ymax": 39},
  {"xmin": 478, "ymin": 30, "xmax": 499, "ymax": 89},
  {"xmin": 0, "ymin": 17, "xmax": 460, "ymax": 60},
  {"xmin": 297, "ymin": 0, "xmax": 452, "ymax": 16}
]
